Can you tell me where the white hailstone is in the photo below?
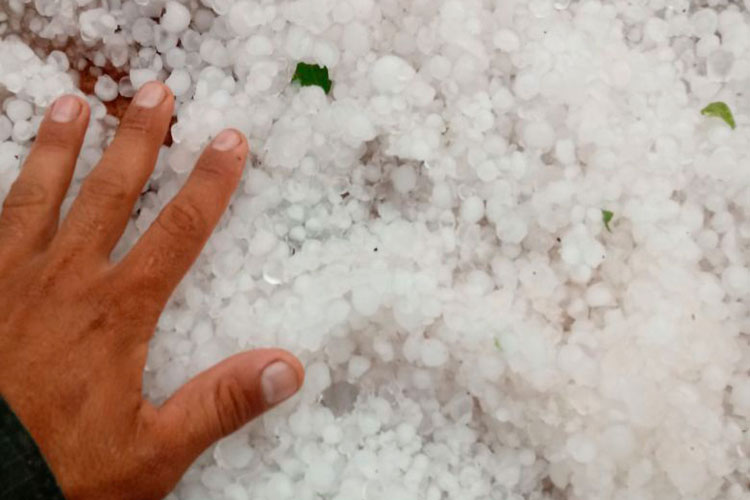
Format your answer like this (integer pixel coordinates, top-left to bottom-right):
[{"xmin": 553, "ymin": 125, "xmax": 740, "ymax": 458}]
[
  {"xmin": 201, "ymin": 465, "xmax": 231, "ymax": 491},
  {"xmin": 493, "ymin": 29, "xmax": 520, "ymax": 52},
  {"xmin": 264, "ymin": 474, "xmax": 294, "ymax": 499},
  {"xmin": 165, "ymin": 47, "xmax": 187, "ymax": 68},
  {"xmin": 421, "ymin": 338, "xmax": 448, "ymax": 367},
  {"xmin": 12, "ymin": 121, "xmax": 34, "ymax": 142},
  {"xmin": 322, "ymin": 424, "xmax": 343, "ymax": 444},
  {"xmin": 192, "ymin": 9, "xmax": 214, "ymax": 32},
  {"xmin": 165, "ymin": 69, "xmax": 191, "ymax": 96},
  {"xmin": 305, "ymin": 362, "xmax": 332, "ymax": 396},
  {"xmin": 342, "ymin": 22, "xmax": 370, "ymax": 56},
  {"xmin": 391, "ymin": 165, "xmax": 417, "ymax": 194},
  {"xmin": 248, "ymin": 228, "xmax": 277, "ymax": 256},
  {"xmin": 351, "ymin": 285, "xmax": 381, "ymax": 316},
  {"xmin": 601, "ymin": 425, "xmax": 635, "ymax": 461},
  {"xmin": 722, "ymin": 265, "xmax": 750, "ymax": 296},
  {"xmin": 396, "ymin": 422, "xmax": 416, "ymax": 445},
  {"xmin": 189, "ymin": 318, "xmax": 213, "ymax": 345},
  {"xmin": 353, "ymin": 449, "xmax": 378, "ymax": 478},
  {"xmin": 370, "ymin": 55, "xmax": 416, "ymax": 93},
  {"xmin": 347, "ymin": 355, "xmax": 371, "ymax": 379},
  {"xmin": 246, "ymin": 35, "xmax": 274, "ymax": 56},
  {"xmin": 555, "ymin": 139, "xmax": 576, "ymax": 164},
  {"xmin": 94, "ymin": 75, "xmax": 119, "ymax": 102},
  {"xmin": 460, "ymin": 196, "xmax": 484, "ymax": 224},
  {"xmin": 373, "ymin": 337, "xmax": 394, "ymax": 362},
  {"xmin": 358, "ymin": 412, "xmax": 381, "ymax": 435},
  {"xmin": 691, "ymin": 8, "xmax": 718, "ymax": 37},
  {"xmin": 332, "ymin": 1, "xmax": 354, "ymax": 24},
  {"xmin": 522, "ymin": 121, "xmax": 556, "ymax": 150},
  {"xmin": 47, "ymin": 51, "xmax": 70, "ymax": 71},
  {"xmin": 5, "ymin": 99, "xmax": 32, "ymax": 122},
  {"xmin": 289, "ymin": 408, "xmax": 313, "ymax": 436},
  {"xmin": 585, "ymin": 282, "xmax": 615, "ymax": 307},
  {"xmin": 432, "ymin": 182, "xmax": 453, "ymax": 208},
  {"xmin": 214, "ymin": 434, "xmax": 254, "ymax": 469},
  {"xmin": 495, "ymin": 213, "xmax": 528, "ymax": 244},
  {"xmin": 228, "ymin": 1, "xmax": 265, "ymax": 36},
  {"xmin": 131, "ymin": 18, "xmax": 154, "ymax": 45},
  {"xmin": 130, "ymin": 68, "xmax": 158, "ymax": 89},
  {"xmin": 513, "ymin": 73, "xmax": 539, "ymax": 100},
  {"xmin": 223, "ymin": 484, "xmax": 248, "ymax": 500},
  {"xmin": 305, "ymin": 462, "xmax": 336, "ymax": 492},
  {"xmin": 644, "ymin": 18, "xmax": 669, "ymax": 43},
  {"xmin": 566, "ymin": 433, "xmax": 597, "ymax": 463},
  {"xmin": 161, "ymin": 1, "xmax": 192, "ymax": 34},
  {"xmin": 478, "ymin": 353, "xmax": 505, "ymax": 381}
]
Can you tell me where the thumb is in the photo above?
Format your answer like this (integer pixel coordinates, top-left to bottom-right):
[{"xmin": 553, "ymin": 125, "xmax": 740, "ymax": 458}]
[{"xmin": 155, "ymin": 349, "xmax": 304, "ymax": 463}]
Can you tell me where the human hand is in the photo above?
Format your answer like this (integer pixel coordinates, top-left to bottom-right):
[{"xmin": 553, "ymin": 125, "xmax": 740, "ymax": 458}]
[{"xmin": 0, "ymin": 82, "xmax": 304, "ymax": 500}]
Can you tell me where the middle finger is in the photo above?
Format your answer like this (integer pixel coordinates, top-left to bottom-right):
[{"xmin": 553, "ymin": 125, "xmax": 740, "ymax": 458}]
[{"xmin": 54, "ymin": 81, "xmax": 174, "ymax": 259}]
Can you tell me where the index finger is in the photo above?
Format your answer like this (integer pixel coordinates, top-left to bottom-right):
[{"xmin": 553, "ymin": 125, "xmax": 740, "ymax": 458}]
[{"xmin": 116, "ymin": 129, "xmax": 248, "ymax": 315}]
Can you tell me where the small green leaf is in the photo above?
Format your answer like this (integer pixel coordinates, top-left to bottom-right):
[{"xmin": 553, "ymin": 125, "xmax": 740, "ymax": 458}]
[
  {"xmin": 291, "ymin": 62, "xmax": 332, "ymax": 94},
  {"xmin": 494, "ymin": 337, "xmax": 502, "ymax": 351},
  {"xmin": 602, "ymin": 210, "xmax": 614, "ymax": 232},
  {"xmin": 701, "ymin": 102, "xmax": 736, "ymax": 129}
]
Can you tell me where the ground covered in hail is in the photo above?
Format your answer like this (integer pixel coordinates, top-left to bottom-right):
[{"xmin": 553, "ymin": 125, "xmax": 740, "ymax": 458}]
[{"xmin": 3, "ymin": 0, "xmax": 750, "ymax": 499}]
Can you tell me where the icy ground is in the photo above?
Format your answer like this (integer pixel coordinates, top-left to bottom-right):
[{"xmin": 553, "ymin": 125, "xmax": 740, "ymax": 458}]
[{"xmin": 4, "ymin": 0, "xmax": 750, "ymax": 499}]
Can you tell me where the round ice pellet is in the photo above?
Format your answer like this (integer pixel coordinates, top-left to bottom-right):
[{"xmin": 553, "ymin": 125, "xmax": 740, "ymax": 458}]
[
  {"xmin": 5, "ymin": 99, "xmax": 33, "ymax": 123},
  {"xmin": 522, "ymin": 121, "xmax": 556, "ymax": 150},
  {"xmin": 166, "ymin": 69, "xmax": 191, "ymax": 96},
  {"xmin": 493, "ymin": 29, "xmax": 520, "ymax": 52},
  {"xmin": 370, "ymin": 55, "xmax": 416, "ymax": 93},
  {"xmin": 214, "ymin": 433, "xmax": 254, "ymax": 469},
  {"xmin": 460, "ymin": 196, "xmax": 484, "ymax": 224},
  {"xmin": 391, "ymin": 165, "xmax": 417, "ymax": 194},
  {"xmin": 94, "ymin": 75, "xmax": 119, "ymax": 102},
  {"xmin": 421, "ymin": 338, "xmax": 448, "ymax": 367},
  {"xmin": 305, "ymin": 461, "xmax": 336, "ymax": 492},
  {"xmin": 347, "ymin": 355, "xmax": 371, "ymax": 379},
  {"xmin": 567, "ymin": 433, "xmax": 597, "ymax": 463},
  {"xmin": 130, "ymin": 68, "xmax": 158, "ymax": 89},
  {"xmin": 351, "ymin": 286, "xmax": 380, "ymax": 316},
  {"xmin": 12, "ymin": 120, "xmax": 34, "ymax": 142},
  {"xmin": 161, "ymin": 1, "xmax": 191, "ymax": 34}
]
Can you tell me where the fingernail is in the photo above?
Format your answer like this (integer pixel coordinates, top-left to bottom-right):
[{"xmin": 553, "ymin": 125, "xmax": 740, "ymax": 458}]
[
  {"xmin": 134, "ymin": 81, "xmax": 166, "ymax": 108},
  {"xmin": 261, "ymin": 361, "xmax": 300, "ymax": 406},
  {"xmin": 212, "ymin": 129, "xmax": 242, "ymax": 151},
  {"xmin": 50, "ymin": 96, "xmax": 82, "ymax": 123}
]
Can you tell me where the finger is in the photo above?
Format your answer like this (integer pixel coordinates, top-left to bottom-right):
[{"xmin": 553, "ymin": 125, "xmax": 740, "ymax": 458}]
[
  {"xmin": 0, "ymin": 95, "xmax": 89, "ymax": 260},
  {"xmin": 117, "ymin": 129, "xmax": 247, "ymax": 306},
  {"xmin": 55, "ymin": 81, "xmax": 174, "ymax": 258},
  {"xmin": 155, "ymin": 349, "xmax": 303, "ymax": 466}
]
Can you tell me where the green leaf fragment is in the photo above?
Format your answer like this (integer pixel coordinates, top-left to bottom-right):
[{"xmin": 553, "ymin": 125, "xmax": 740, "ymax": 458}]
[
  {"xmin": 602, "ymin": 210, "xmax": 614, "ymax": 232},
  {"xmin": 701, "ymin": 101, "xmax": 736, "ymax": 129},
  {"xmin": 494, "ymin": 337, "xmax": 502, "ymax": 351},
  {"xmin": 291, "ymin": 62, "xmax": 332, "ymax": 94}
]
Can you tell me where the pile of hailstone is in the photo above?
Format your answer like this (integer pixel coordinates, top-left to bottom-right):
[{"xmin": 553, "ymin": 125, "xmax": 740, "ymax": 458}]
[{"xmin": 6, "ymin": 0, "xmax": 750, "ymax": 498}]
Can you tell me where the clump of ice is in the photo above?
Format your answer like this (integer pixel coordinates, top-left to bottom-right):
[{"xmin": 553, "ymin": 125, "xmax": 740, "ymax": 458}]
[{"xmin": 5, "ymin": 0, "xmax": 750, "ymax": 499}]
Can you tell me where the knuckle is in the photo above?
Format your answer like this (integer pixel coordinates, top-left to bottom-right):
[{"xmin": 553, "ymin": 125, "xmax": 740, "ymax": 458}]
[
  {"xmin": 193, "ymin": 156, "xmax": 239, "ymax": 186},
  {"xmin": 213, "ymin": 376, "xmax": 255, "ymax": 436},
  {"xmin": 118, "ymin": 107, "xmax": 155, "ymax": 137},
  {"xmin": 2, "ymin": 179, "xmax": 48, "ymax": 210},
  {"xmin": 79, "ymin": 171, "xmax": 129, "ymax": 209},
  {"xmin": 155, "ymin": 197, "xmax": 206, "ymax": 240},
  {"xmin": 34, "ymin": 127, "xmax": 75, "ymax": 155}
]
